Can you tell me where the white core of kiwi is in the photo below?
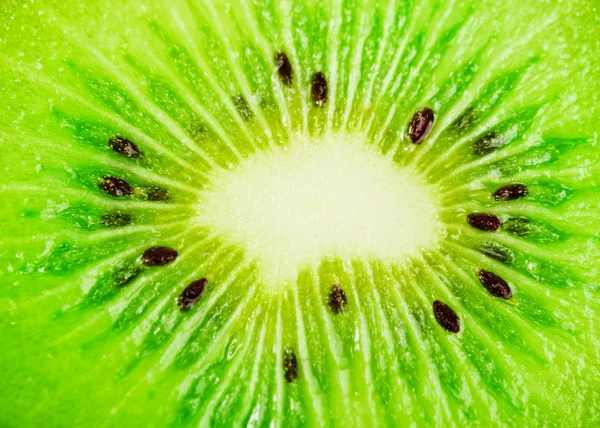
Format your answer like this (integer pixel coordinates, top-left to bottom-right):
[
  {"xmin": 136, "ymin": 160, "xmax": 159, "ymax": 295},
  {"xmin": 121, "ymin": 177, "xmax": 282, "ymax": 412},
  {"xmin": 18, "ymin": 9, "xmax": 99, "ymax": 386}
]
[{"xmin": 197, "ymin": 133, "xmax": 443, "ymax": 285}]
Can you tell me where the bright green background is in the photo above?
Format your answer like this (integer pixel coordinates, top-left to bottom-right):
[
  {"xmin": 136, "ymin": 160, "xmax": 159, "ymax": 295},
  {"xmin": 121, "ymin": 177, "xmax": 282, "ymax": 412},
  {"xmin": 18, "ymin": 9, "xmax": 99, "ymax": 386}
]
[{"xmin": 1, "ymin": 0, "xmax": 599, "ymax": 426}]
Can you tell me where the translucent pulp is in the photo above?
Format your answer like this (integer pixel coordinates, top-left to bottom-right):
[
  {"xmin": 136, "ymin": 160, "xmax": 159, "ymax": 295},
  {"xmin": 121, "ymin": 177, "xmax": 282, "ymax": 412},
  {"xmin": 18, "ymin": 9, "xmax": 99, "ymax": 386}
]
[{"xmin": 198, "ymin": 134, "xmax": 443, "ymax": 285}]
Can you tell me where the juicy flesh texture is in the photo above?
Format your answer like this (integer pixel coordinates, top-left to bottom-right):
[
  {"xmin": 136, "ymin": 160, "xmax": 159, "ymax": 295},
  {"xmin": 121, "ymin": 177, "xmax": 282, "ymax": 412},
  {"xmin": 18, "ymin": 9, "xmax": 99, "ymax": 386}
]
[{"xmin": 0, "ymin": 0, "xmax": 600, "ymax": 427}]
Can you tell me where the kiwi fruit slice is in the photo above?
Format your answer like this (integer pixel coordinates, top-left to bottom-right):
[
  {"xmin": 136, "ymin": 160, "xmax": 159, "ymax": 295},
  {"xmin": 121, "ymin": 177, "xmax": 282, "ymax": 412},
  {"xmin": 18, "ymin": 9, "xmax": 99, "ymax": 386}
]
[{"xmin": 1, "ymin": 0, "xmax": 599, "ymax": 426}]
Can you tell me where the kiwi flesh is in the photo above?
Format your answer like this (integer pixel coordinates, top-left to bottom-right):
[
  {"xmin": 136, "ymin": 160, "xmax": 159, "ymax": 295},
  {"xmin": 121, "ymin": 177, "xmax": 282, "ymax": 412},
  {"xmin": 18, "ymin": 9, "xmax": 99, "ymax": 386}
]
[{"xmin": 1, "ymin": 0, "xmax": 599, "ymax": 426}]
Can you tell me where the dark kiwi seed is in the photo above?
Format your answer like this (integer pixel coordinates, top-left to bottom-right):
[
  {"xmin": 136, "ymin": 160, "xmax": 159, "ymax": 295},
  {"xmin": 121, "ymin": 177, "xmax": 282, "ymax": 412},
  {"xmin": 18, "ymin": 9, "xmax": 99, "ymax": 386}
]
[
  {"xmin": 177, "ymin": 278, "xmax": 208, "ymax": 312},
  {"xmin": 311, "ymin": 72, "xmax": 328, "ymax": 107},
  {"xmin": 141, "ymin": 246, "xmax": 178, "ymax": 267},
  {"xmin": 275, "ymin": 52, "xmax": 293, "ymax": 86},
  {"xmin": 283, "ymin": 348, "xmax": 299, "ymax": 383},
  {"xmin": 145, "ymin": 186, "xmax": 170, "ymax": 202},
  {"xmin": 328, "ymin": 284, "xmax": 348, "ymax": 314},
  {"xmin": 432, "ymin": 300, "xmax": 461, "ymax": 333},
  {"xmin": 115, "ymin": 266, "xmax": 142, "ymax": 288},
  {"xmin": 478, "ymin": 269, "xmax": 513, "ymax": 299},
  {"xmin": 474, "ymin": 131, "xmax": 503, "ymax": 155},
  {"xmin": 493, "ymin": 184, "xmax": 529, "ymax": 201},
  {"xmin": 406, "ymin": 107, "xmax": 435, "ymax": 144},
  {"xmin": 467, "ymin": 213, "xmax": 502, "ymax": 231},
  {"xmin": 99, "ymin": 176, "xmax": 133, "ymax": 197},
  {"xmin": 503, "ymin": 217, "xmax": 530, "ymax": 236},
  {"xmin": 233, "ymin": 95, "xmax": 253, "ymax": 120},
  {"xmin": 108, "ymin": 136, "xmax": 142, "ymax": 158},
  {"xmin": 100, "ymin": 213, "xmax": 132, "ymax": 227}
]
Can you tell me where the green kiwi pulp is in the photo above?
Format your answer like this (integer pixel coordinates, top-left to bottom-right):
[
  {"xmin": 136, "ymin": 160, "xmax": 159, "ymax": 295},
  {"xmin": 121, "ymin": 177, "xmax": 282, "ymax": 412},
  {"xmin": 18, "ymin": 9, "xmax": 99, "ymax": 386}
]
[{"xmin": 1, "ymin": 0, "xmax": 599, "ymax": 426}]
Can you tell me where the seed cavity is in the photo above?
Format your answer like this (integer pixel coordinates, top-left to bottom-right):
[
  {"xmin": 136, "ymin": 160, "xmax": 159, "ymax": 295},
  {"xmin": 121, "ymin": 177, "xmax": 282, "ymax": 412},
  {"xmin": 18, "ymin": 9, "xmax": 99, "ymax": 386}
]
[
  {"xmin": 311, "ymin": 72, "xmax": 327, "ymax": 107},
  {"xmin": 283, "ymin": 348, "xmax": 299, "ymax": 383},
  {"xmin": 474, "ymin": 131, "xmax": 504, "ymax": 155},
  {"xmin": 275, "ymin": 52, "xmax": 293, "ymax": 86},
  {"xmin": 187, "ymin": 121, "xmax": 207, "ymax": 140},
  {"xmin": 478, "ymin": 241, "xmax": 514, "ymax": 265},
  {"xmin": 108, "ymin": 136, "xmax": 142, "ymax": 158},
  {"xmin": 467, "ymin": 213, "xmax": 502, "ymax": 231},
  {"xmin": 328, "ymin": 284, "xmax": 348, "ymax": 314},
  {"xmin": 493, "ymin": 184, "xmax": 529, "ymax": 201},
  {"xmin": 233, "ymin": 95, "xmax": 253, "ymax": 120},
  {"xmin": 433, "ymin": 300, "xmax": 460, "ymax": 333},
  {"xmin": 478, "ymin": 269, "xmax": 513, "ymax": 299},
  {"xmin": 114, "ymin": 266, "xmax": 142, "ymax": 288},
  {"xmin": 99, "ymin": 176, "xmax": 133, "ymax": 197},
  {"xmin": 407, "ymin": 107, "xmax": 435, "ymax": 145},
  {"xmin": 101, "ymin": 213, "xmax": 132, "ymax": 227},
  {"xmin": 503, "ymin": 217, "xmax": 530, "ymax": 236},
  {"xmin": 452, "ymin": 107, "xmax": 476, "ymax": 130},
  {"xmin": 177, "ymin": 278, "xmax": 208, "ymax": 312},
  {"xmin": 145, "ymin": 186, "xmax": 170, "ymax": 202},
  {"xmin": 503, "ymin": 217, "xmax": 560, "ymax": 242},
  {"xmin": 141, "ymin": 246, "xmax": 178, "ymax": 267}
]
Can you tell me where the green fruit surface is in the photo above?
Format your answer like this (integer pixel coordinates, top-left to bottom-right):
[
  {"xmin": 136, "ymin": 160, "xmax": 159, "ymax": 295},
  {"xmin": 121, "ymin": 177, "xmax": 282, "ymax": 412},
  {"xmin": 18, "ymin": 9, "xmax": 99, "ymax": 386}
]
[{"xmin": 1, "ymin": 0, "xmax": 600, "ymax": 426}]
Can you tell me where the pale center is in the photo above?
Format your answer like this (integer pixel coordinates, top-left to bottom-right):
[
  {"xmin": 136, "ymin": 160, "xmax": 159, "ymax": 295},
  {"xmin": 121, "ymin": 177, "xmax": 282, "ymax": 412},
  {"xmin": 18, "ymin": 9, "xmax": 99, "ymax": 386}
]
[{"xmin": 198, "ymin": 134, "xmax": 442, "ymax": 285}]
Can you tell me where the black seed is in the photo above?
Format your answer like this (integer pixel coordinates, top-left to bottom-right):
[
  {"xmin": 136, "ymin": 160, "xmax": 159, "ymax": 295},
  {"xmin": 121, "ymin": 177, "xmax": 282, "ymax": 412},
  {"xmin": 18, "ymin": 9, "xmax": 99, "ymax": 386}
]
[
  {"xmin": 283, "ymin": 348, "xmax": 298, "ymax": 383},
  {"xmin": 328, "ymin": 284, "xmax": 347, "ymax": 314},
  {"xmin": 99, "ymin": 176, "xmax": 133, "ymax": 197},
  {"xmin": 433, "ymin": 300, "xmax": 460, "ymax": 333},
  {"xmin": 467, "ymin": 213, "xmax": 502, "ymax": 231},
  {"xmin": 311, "ymin": 72, "xmax": 327, "ymax": 107},
  {"xmin": 100, "ymin": 213, "xmax": 132, "ymax": 227},
  {"xmin": 474, "ymin": 131, "xmax": 504, "ymax": 155},
  {"xmin": 108, "ymin": 136, "xmax": 142, "ymax": 158},
  {"xmin": 503, "ymin": 218, "xmax": 530, "ymax": 236},
  {"xmin": 275, "ymin": 52, "xmax": 293, "ymax": 86},
  {"xmin": 233, "ymin": 96, "xmax": 253, "ymax": 120},
  {"xmin": 493, "ymin": 184, "xmax": 529, "ymax": 201},
  {"xmin": 407, "ymin": 107, "xmax": 435, "ymax": 145},
  {"xmin": 146, "ymin": 186, "xmax": 170, "ymax": 202},
  {"xmin": 114, "ymin": 266, "xmax": 142, "ymax": 288},
  {"xmin": 177, "ymin": 278, "xmax": 208, "ymax": 312},
  {"xmin": 141, "ymin": 246, "xmax": 178, "ymax": 267},
  {"xmin": 478, "ymin": 269, "xmax": 513, "ymax": 299}
]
